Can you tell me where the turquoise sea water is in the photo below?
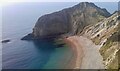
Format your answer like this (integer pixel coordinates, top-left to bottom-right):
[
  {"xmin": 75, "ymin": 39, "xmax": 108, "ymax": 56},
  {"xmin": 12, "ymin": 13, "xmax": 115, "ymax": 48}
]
[
  {"xmin": 2, "ymin": 3, "xmax": 76, "ymax": 69},
  {"xmin": 2, "ymin": 38, "xmax": 73, "ymax": 69}
]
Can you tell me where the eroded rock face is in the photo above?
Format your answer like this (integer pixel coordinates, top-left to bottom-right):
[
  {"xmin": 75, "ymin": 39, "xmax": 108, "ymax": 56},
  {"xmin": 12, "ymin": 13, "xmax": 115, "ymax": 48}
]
[
  {"xmin": 82, "ymin": 11, "xmax": 120, "ymax": 69},
  {"xmin": 25, "ymin": 2, "xmax": 111, "ymax": 39},
  {"xmin": 33, "ymin": 10, "xmax": 71, "ymax": 37}
]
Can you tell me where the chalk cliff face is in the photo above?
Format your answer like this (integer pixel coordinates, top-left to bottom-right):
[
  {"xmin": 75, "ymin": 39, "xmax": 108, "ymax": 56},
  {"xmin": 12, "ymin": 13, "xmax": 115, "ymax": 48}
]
[
  {"xmin": 83, "ymin": 11, "xmax": 120, "ymax": 69},
  {"xmin": 32, "ymin": 2, "xmax": 110, "ymax": 38}
]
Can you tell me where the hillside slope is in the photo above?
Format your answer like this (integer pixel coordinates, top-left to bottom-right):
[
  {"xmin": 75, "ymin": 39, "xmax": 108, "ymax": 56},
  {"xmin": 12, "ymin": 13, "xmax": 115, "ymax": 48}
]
[
  {"xmin": 30, "ymin": 2, "xmax": 110, "ymax": 38},
  {"xmin": 83, "ymin": 12, "xmax": 119, "ymax": 69}
]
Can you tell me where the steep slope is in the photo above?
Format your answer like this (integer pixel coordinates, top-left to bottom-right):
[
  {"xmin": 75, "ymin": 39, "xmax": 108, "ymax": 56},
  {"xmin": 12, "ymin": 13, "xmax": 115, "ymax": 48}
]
[
  {"xmin": 83, "ymin": 12, "xmax": 119, "ymax": 69},
  {"xmin": 25, "ymin": 2, "xmax": 110, "ymax": 39}
]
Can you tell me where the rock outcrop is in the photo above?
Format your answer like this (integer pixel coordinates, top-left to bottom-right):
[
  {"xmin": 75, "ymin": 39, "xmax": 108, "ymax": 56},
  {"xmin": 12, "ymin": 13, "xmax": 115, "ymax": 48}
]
[
  {"xmin": 33, "ymin": 10, "xmax": 71, "ymax": 38},
  {"xmin": 22, "ymin": 2, "xmax": 111, "ymax": 39},
  {"xmin": 83, "ymin": 11, "xmax": 120, "ymax": 69},
  {"xmin": 1, "ymin": 39, "xmax": 10, "ymax": 43}
]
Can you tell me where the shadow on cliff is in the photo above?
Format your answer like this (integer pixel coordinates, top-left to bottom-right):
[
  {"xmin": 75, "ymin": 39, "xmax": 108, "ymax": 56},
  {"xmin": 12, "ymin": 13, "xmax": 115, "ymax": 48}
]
[{"xmin": 31, "ymin": 38, "xmax": 64, "ymax": 69}]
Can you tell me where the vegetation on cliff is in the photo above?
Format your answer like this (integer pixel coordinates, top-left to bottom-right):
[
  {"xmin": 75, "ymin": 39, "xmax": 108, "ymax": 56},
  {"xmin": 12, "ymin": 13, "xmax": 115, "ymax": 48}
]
[
  {"xmin": 83, "ymin": 12, "xmax": 119, "ymax": 69},
  {"xmin": 99, "ymin": 18, "xmax": 120, "ymax": 69}
]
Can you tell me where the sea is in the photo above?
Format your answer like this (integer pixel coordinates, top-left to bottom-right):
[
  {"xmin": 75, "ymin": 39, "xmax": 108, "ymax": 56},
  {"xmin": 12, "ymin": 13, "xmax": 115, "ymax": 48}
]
[
  {"xmin": 1, "ymin": 2, "xmax": 117, "ymax": 69},
  {"xmin": 1, "ymin": 2, "xmax": 77, "ymax": 69}
]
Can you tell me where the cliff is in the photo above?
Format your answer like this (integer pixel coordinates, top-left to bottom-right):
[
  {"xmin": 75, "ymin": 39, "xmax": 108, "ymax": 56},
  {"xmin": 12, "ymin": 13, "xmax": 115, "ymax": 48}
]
[
  {"xmin": 83, "ymin": 12, "xmax": 120, "ymax": 69},
  {"xmin": 22, "ymin": 2, "xmax": 110, "ymax": 40}
]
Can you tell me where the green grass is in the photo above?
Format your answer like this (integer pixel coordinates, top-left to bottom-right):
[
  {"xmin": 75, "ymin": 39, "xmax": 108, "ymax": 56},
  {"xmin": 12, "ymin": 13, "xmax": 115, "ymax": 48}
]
[
  {"xmin": 107, "ymin": 50, "xmax": 119, "ymax": 69},
  {"xmin": 99, "ymin": 24, "xmax": 120, "ymax": 69},
  {"xmin": 92, "ymin": 37, "xmax": 100, "ymax": 45}
]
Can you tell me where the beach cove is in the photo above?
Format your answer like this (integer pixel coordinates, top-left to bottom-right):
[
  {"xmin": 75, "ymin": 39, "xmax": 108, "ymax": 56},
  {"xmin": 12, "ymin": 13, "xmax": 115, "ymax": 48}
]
[{"xmin": 64, "ymin": 36, "xmax": 105, "ymax": 69}]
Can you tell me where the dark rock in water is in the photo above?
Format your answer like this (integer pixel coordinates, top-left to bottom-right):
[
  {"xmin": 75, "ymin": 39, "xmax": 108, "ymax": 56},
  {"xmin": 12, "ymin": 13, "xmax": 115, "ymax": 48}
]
[
  {"xmin": 23, "ymin": 2, "xmax": 111, "ymax": 40},
  {"xmin": 1, "ymin": 39, "xmax": 10, "ymax": 43},
  {"xmin": 21, "ymin": 33, "xmax": 34, "ymax": 40},
  {"xmin": 21, "ymin": 33, "xmax": 61, "ymax": 40}
]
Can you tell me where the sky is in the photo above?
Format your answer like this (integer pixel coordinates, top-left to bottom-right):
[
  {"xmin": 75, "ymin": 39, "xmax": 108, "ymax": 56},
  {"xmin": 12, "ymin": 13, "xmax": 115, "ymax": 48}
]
[
  {"xmin": 94, "ymin": 2, "xmax": 118, "ymax": 14},
  {"xmin": 0, "ymin": 0, "xmax": 119, "ymax": 6},
  {"xmin": 2, "ymin": 2, "xmax": 118, "ymax": 14},
  {"xmin": 0, "ymin": 0, "xmax": 120, "ymax": 2},
  {"xmin": 0, "ymin": 0, "xmax": 119, "ymax": 14}
]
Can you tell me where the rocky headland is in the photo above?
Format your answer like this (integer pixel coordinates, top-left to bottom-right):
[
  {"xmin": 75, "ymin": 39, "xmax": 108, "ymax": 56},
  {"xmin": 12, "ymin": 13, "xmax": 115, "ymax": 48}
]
[
  {"xmin": 22, "ymin": 2, "xmax": 110, "ymax": 40},
  {"xmin": 22, "ymin": 2, "xmax": 119, "ymax": 69}
]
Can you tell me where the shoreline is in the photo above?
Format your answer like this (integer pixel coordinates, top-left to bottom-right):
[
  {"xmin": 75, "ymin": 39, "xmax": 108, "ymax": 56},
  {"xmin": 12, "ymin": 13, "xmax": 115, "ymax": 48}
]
[
  {"xmin": 63, "ymin": 35, "xmax": 105, "ymax": 69},
  {"xmin": 64, "ymin": 36, "xmax": 84, "ymax": 69}
]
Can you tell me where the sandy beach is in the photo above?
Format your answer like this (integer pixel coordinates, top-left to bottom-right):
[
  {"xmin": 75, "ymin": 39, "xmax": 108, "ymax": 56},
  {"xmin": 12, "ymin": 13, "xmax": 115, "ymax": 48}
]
[
  {"xmin": 64, "ymin": 36, "xmax": 84, "ymax": 69},
  {"xmin": 64, "ymin": 36, "xmax": 105, "ymax": 69}
]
